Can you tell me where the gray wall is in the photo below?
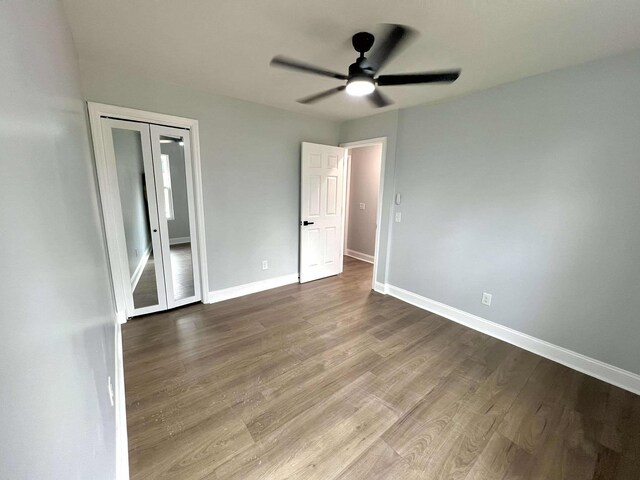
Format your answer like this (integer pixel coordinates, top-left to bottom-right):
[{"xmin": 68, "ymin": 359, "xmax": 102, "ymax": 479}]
[
  {"xmin": 79, "ymin": 60, "xmax": 340, "ymax": 290},
  {"xmin": 112, "ymin": 129, "xmax": 152, "ymax": 278},
  {"xmin": 0, "ymin": 1, "xmax": 117, "ymax": 478},
  {"xmin": 347, "ymin": 145, "xmax": 381, "ymax": 257},
  {"xmin": 340, "ymin": 111, "xmax": 399, "ymax": 285},
  {"xmin": 388, "ymin": 49, "xmax": 640, "ymax": 375},
  {"xmin": 161, "ymin": 141, "xmax": 191, "ymax": 241}
]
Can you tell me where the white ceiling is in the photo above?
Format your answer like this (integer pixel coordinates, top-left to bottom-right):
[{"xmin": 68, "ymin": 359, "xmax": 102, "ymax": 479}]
[{"xmin": 62, "ymin": 0, "xmax": 640, "ymax": 122}]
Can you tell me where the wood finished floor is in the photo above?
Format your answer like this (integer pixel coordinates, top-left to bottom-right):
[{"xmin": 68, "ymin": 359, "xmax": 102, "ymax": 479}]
[
  {"xmin": 123, "ymin": 257, "xmax": 640, "ymax": 479},
  {"xmin": 133, "ymin": 242, "xmax": 195, "ymax": 308}
]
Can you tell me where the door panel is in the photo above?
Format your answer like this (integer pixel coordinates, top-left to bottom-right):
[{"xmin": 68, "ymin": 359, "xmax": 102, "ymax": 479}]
[
  {"xmin": 300, "ymin": 142, "xmax": 346, "ymax": 283},
  {"xmin": 326, "ymin": 176, "xmax": 338, "ymax": 215},
  {"xmin": 324, "ymin": 226, "xmax": 338, "ymax": 264},
  {"xmin": 100, "ymin": 119, "xmax": 168, "ymax": 316},
  {"xmin": 149, "ymin": 125, "xmax": 202, "ymax": 308},
  {"xmin": 308, "ymin": 175, "xmax": 321, "ymax": 216}
]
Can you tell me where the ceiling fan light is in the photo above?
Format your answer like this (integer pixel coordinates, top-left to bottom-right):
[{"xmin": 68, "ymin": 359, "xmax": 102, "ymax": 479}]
[{"xmin": 346, "ymin": 78, "xmax": 375, "ymax": 96}]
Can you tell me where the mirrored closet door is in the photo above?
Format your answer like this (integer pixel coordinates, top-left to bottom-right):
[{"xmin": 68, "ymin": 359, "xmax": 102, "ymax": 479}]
[{"xmin": 100, "ymin": 118, "xmax": 201, "ymax": 317}]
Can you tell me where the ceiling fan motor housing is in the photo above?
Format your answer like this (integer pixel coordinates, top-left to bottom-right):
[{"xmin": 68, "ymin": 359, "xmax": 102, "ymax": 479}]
[
  {"xmin": 348, "ymin": 57, "xmax": 375, "ymax": 79},
  {"xmin": 352, "ymin": 32, "xmax": 375, "ymax": 55}
]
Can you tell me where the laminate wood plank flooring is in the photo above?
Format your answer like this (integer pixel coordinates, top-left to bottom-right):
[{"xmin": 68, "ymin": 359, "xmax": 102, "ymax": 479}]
[
  {"xmin": 123, "ymin": 256, "xmax": 640, "ymax": 479},
  {"xmin": 133, "ymin": 242, "xmax": 194, "ymax": 308}
]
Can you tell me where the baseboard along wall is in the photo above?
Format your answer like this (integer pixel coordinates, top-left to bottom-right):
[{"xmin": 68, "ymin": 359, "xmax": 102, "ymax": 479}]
[
  {"xmin": 345, "ymin": 249, "xmax": 374, "ymax": 264},
  {"xmin": 169, "ymin": 236, "xmax": 191, "ymax": 245},
  {"xmin": 208, "ymin": 273, "xmax": 299, "ymax": 304},
  {"xmin": 382, "ymin": 283, "xmax": 640, "ymax": 396},
  {"xmin": 115, "ymin": 323, "xmax": 129, "ymax": 480}
]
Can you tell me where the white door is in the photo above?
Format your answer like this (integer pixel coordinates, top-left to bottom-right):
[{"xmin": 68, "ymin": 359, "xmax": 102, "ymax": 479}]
[
  {"xmin": 149, "ymin": 125, "xmax": 202, "ymax": 308},
  {"xmin": 300, "ymin": 142, "xmax": 347, "ymax": 283},
  {"xmin": 100, "ymin": 118, "xmax": 169, "ymax": 316},
  {"xmin": 99, "ymin": 118, "xmax": 202, "ymax": 318}
]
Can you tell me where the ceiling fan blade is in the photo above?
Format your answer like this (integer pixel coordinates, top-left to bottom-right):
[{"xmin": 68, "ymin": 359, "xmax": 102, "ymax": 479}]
[
  {"xmin": 367, "ymin": 89, "xmax": 393, "ymax": 108},
  {"xmin": 271, "ymin": 56, "xmax": 348, "ymax": 80},
  {"xmin": 297, "ymin": 86, "xmax": 346, "ymax": 104},
  {"xmin": 366, "ymin": 24, "xmax": 415, "ymax": 74},
  {"xmin": 376, "ymin": 70, "xmax": 461, "ymax": 86}
]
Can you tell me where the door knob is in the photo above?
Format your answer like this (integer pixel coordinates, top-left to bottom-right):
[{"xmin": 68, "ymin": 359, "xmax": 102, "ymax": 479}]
[
  {"xmin": 153, "ymin": 229, "xmax": 158, "ymax": 232},
  {"xmin": 302, "ymin": 221, "xmax": 315, "ymax": 226}
]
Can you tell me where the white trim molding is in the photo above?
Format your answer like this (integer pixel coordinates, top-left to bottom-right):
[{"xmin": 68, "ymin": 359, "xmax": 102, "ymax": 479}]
[
  {"xmin": 169, "ymin": 236, "xmax": 191, "ymax": 245},
  {"xmin": 130, "ymin": 244, "xmax": 152, "ymax": 291},
  {"xmin": 345, "ymin": 249, "xmax": 374, "ymax": 264},
  {"xmin": 87, "ymin": 102, "xmax": 209, "ymax": 320},
  {"xmin": 208, "ymin": 273, "xmax": 299, "ymax": 304},
  {"xmin": 383, "ymin": 284, "xmax": 640, "ymax": 395},
  {"xmin": 373, "ymin": 281, "xmax": 388, "ymax": 294},
  {"xmin": 115, "ymin": 324, "xmax": 129, "ymax": 480},
  {"xmin": 340, "ymin": 137, "xmax": 388, "ymax": 291}
]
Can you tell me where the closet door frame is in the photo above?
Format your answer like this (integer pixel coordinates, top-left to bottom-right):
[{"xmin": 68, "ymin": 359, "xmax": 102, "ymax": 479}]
[
  {"xmin": 100, "ymin": 118, "xmax": 168, "ymax": 317},
  {"xmin": 88, "ymin": 102, "xmax": 209, "ymax": 323},
  {"xmin": 149, "ymin": 125, "xmax": 202, "ymax": 308}
]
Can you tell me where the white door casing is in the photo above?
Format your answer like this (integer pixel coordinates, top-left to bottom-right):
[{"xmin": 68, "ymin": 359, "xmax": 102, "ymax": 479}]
[
  {"xmin": 89, "ymin": 101, "xmax": 209, "ymax": 324},
  {"xmin": 340, "ymin": 137, "xmax": 388, "ymax": 291},
  {"xmin": 300, "ymin": 142, "xmax": 347, "ymax": 283}
]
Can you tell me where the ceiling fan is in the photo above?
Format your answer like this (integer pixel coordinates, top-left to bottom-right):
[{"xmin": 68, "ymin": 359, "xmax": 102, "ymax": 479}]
[{"xmin": 270, "ymin": 24, "xmax": 460, "ymax": 108}]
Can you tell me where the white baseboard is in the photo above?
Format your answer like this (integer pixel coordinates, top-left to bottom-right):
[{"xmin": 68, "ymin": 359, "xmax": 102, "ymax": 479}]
[
  {"xmin": 383, "ymin": 284, "xmax": 640, "ymax": 395},
  {"xmin": 169, "ymin": 236, "xmax": 190, "ymax": 245},
  {"xmin": 115, "ymin": 323, "xmax": 129, "ymax": 480},
  {"xmin": 373, "ymin": 281, "xmax": 387, "ymax": 294},
  {"xmin": 116, "ymin": 310, "xmax": 127, "ymax": 325},
  {"xmin": 345, "ymin": 249, "xmax": 374, "ymax": 264},
  {"xmin": 130, "ymin": 245, "xmax": 152, "ymax": 291},
  {"xmin": 208, "ymin": 273, "xmax": 299, "ymax": 304}
]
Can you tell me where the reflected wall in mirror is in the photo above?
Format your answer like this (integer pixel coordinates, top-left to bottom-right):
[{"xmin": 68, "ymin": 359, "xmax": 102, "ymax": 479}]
[
  {"xmin": 112, "ymin": 128, "xmax": 160, "ymax": 309},
  {"xmin": 159, "ymin": 135, "xmax": 195, "ymax": 301}
]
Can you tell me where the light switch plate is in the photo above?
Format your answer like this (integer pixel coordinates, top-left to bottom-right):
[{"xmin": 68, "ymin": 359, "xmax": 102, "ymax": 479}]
[{"xmin": 359, "ymin": 203, "xmax": 365, "ymax": 210}]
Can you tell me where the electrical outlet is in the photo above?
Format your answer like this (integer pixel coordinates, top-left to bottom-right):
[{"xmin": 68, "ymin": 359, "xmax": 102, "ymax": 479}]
[
  {"xmin": 108, "ymin": 376, "xmax": 114, "ymax": 407},
  {"xmin": 359, "ymin": 202, "xmax": 366, "ymax": 210},
  {"xmin": 481, "ymin": 292, "xmax": 492, "ymax": 306},
  {"xmin": 395, "ymin": 212, "xmax": 402, "ymax": 223},
  {"xmin": 262, "ymin": 260, "xmax": 268, "ymax": 270}
]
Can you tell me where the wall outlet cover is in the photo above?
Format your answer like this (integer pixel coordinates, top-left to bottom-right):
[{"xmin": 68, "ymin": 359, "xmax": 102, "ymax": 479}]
[
  {"xmin": 395, "ymin": 212, "xmax": 402, "ymax": 223},
  {"xmin": 482, "ymin": 292, "xmax": 492, "ymax": 306},
  {"xmin": 262, "ymin": 260, "xmax": 269, "ymax": 270}
]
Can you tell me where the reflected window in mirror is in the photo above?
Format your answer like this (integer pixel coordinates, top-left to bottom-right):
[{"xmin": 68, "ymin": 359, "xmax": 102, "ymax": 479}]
[{"xmin": 160, "ymin": 153, "xmax": 175, "ymax": 220}]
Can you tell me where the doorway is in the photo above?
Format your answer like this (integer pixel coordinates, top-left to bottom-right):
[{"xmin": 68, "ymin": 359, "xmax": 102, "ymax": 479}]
[
  {"xmin": 344, "ymin": 141, "xmax": 383, "ymax": 287},
  {"xmin": 299, "ymin": 138, "xmax": 386, "ymax": 289},
  {"xmin": 89, "ymin": 103, "xmax": 208, "ymax": 321}
]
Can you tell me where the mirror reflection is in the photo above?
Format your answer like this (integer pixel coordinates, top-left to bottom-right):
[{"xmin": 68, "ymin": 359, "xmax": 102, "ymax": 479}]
[
  {"xmin": 112, "ymin": 128, "xmax": 160, "ymax": 309},
  {"xmin": 159, "ymin": 135, "xmax": 195, "ymax": 301}
]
